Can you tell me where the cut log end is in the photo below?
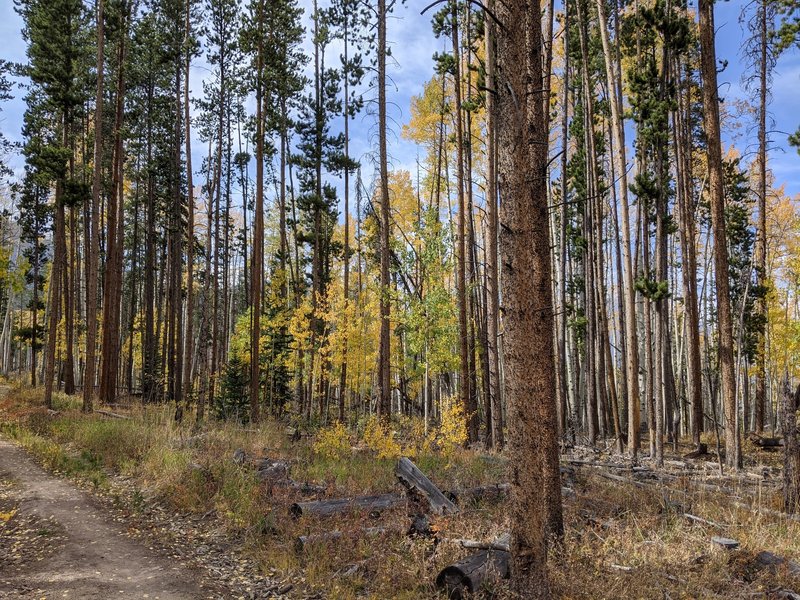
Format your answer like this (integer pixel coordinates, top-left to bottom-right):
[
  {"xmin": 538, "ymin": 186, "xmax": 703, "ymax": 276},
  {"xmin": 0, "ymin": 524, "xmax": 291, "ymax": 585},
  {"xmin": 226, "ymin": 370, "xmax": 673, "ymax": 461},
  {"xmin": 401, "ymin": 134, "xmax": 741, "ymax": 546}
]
[{"xmin": 435, "ymin": 549, "xmax": 510, "ymax": 599}]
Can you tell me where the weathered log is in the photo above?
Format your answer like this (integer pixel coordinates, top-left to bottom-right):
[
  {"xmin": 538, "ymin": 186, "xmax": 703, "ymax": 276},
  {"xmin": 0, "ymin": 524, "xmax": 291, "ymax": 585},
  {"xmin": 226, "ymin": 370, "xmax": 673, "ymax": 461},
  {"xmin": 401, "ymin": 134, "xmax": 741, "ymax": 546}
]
[
  {"xmin": 395, "ymin": 457, "xmax": 459, "ymax": 515},
  {"xmin": 289, "ymin": 493, "xmax": 404, "ymax": 519},
  {"xmin": 435, "ymin": 549, "xmax": 510, "ymax": 599},
  {"xmin": 684, "ymin": 513, "xmax": 725, "ymax": 529},
  {"xmin": 443, "ymin": 532, "xmax": 511, "ymax": 552},
  {"xmin": 749, "ymin": 433, "xmax": 784, "ymax": 449},
  {"xmin": 754, "ymin": 551, "xmax": 800, "ymax": 577},
  {"xmin": 710, "ymin": 536, "xmax": 739, "ymax": 551},
  {"xmin": 94, "ymin": 409, "xmax": 130, "ymax": 420},
  {"xmin": 254, "ymin": 458, "xmax": 290, "ymax": 482},
  {"xmin": 284, "ymin": 480, "xmax": 326, "ymax": 496}
]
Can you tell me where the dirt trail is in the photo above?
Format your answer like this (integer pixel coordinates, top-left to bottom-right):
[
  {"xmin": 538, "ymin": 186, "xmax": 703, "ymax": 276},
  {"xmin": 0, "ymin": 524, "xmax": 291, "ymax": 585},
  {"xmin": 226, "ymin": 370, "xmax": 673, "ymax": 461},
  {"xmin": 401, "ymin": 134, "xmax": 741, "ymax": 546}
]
[{"xmin": 0, "ymin": 436, "xmax": 216, "ymax": 599}]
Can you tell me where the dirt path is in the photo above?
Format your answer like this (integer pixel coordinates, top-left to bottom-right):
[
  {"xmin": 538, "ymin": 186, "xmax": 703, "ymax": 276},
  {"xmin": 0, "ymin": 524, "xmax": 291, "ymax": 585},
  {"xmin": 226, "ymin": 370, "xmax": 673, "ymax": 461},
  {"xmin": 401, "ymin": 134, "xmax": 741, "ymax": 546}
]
[{"xmin": 0, "ymin": 436, "xmax": 217, "ymax": 599}]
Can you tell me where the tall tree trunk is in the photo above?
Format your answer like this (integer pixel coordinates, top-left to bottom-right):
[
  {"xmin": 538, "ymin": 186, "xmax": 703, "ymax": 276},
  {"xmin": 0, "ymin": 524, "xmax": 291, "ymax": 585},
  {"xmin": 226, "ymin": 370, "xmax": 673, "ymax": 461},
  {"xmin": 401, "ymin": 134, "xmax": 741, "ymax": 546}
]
[
  {"xmin": 44, "ymin": 164, "xmax": 65, "ymax": 408},
  {"xmin": 338, "ymin": 16, "xmax": 351, "ymax": 423},
  {"xmin": 484, "ymin": 0, "xmax": 503, "ymax": 448},
  {"xmin": 497, "ymin": 2, "xmax": 563, "ymax": 594},
  {"xmin": 377, "ymin": 0, "xmax": 391, "ymax": 417},
  {"xmin": 84, "ymin": 0, "xmax": 105, "ymax": 413},
  {"xmin": 450, "ymin": 0, "xmax": 472, "ymax": 439},
  {"xmin": 143, "ymin": 77, "xmax": 156, "ymax": 404},
  {"xmin": 673, "ymin": 56, "xmax": 704, "ymax": 449},
  {"xmin": 100, "ymin": 17, "xmax": 127, "ymax": 406},
  {"xmin": 754, "ymin": 0, "xmax": 770, "ymax": 434},
  {"xmin": 595, "ymin": 0, "xmax": 641, "ymax": 457},
  {"xmin": 183, "ymin": 0, "xmax": 195, "ymax": 411},
  {"xmin": 699, "ymin": 0, "xmax": 741, "ymax": 470},
  {"xmin": 250, "ymin": 21, "xmax": 264, "ymax": 425}
]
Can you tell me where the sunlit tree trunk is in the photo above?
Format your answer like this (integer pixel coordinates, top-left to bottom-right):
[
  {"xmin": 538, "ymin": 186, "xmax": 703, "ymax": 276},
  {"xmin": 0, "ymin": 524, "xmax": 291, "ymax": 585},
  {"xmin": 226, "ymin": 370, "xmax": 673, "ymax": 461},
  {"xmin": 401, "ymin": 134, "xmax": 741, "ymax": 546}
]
[{"xmin": 699, "ymin": 0, "xmax": 741, "ymax": 470}]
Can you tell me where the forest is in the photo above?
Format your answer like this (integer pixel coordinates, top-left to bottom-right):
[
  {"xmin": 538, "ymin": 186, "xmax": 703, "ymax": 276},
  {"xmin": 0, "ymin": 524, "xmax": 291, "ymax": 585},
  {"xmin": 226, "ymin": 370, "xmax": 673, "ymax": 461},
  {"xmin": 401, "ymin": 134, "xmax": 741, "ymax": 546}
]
[{"xmin": 1, "ymin": 0, "xmax": 800, "ymax": 598}]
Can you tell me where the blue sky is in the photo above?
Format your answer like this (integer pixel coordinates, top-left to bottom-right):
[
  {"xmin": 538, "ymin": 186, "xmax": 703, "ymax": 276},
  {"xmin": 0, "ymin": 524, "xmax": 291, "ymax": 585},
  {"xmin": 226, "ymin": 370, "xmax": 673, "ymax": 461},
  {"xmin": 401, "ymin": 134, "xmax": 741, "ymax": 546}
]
[{"xmin": 1, "ymin": 0, "xmax": 798, "ymax": 208}]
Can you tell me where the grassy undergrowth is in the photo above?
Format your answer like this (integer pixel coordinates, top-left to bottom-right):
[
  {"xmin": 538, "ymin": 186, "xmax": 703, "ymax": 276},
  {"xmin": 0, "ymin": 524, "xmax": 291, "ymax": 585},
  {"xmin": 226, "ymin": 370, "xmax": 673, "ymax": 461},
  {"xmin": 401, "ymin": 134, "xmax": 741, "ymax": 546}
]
[{"xmin": 1, "ymin": 384, "xmax": 799, "ymax": 598}]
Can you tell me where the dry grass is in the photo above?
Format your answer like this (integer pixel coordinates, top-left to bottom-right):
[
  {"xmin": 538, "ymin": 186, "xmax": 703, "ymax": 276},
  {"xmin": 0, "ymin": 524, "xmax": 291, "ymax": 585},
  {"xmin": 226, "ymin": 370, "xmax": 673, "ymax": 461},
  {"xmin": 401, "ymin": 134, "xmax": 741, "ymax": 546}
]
[{"xmin": 1, "ymin": 384, "xmax": 799, "ymax": 598}]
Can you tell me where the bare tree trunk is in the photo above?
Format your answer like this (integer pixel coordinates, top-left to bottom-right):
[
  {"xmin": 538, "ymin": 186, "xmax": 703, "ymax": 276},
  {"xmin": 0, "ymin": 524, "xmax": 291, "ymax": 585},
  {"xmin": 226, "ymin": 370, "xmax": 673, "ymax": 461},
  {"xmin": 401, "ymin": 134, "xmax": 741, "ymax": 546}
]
[
  {"xmin": 673, "ymin": 56, "xmax": 704, "ymax": 449},
  {"xmin": 250, "ymin": 23, "xmax": 264, "ymax": 425},
  {"xmin": 484, "ymin": 0, "xmax": 503, "ymax": 449},
  {"xmin": 450, "ymin": 0, "xmax": 472, "ymax": 439},
  {"xmin": 377, "ymin": 0, "xmax": 391, "ymax": 417},
  {"xmin": 100, "ymin": 17, "xmax": 128, "ymax": 407},
  {"xmin": 699, "ymin": 0, "xmax": 741, "ymax": 470},
  {"xmin": 44, "ymin": 172, "xmax": 65, "ymax": 408},
  {"xmin": 754, "ymin": 0, "xmax": 770, "ymax": 435},
  {"xmin": 338, "ymin": 15, "xmax": 351, "ymax": 423},
  {"xmin": 84, "ymin": 0, "xmax": 104, "ymax": 413},
  {"xmin": 595, "ymin": 0, "xmax": 641, "ymax": 457},
  {"xmin": 183, "ymin": 0, "xmax": 195, "ymax": 410}
]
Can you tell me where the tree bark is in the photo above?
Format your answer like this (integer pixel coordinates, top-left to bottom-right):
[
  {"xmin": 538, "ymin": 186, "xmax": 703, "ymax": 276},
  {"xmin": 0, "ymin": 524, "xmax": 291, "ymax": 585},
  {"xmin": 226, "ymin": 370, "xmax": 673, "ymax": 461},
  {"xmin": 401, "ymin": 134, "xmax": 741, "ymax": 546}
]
[
  {"xmin": 484, "ymin": 0, "xmax": 503, "ymax": 449},
  {"xmin": 496, "ymin": 0, "xmax": 563, "ymax": 594},
  {"xmin": 84, "ymin": 0, "xmax": 104, "ymax": 413},
  {"xmin": 698, "ymin": 0, "xmax": 741, "ymax": 470},
  {"xmin": 377, "ymin": 0, "xmax": 391, "ymax": 418},
  {"xmin": 783, "ymin": 381, "xmax": 800, "ymax": 513}
]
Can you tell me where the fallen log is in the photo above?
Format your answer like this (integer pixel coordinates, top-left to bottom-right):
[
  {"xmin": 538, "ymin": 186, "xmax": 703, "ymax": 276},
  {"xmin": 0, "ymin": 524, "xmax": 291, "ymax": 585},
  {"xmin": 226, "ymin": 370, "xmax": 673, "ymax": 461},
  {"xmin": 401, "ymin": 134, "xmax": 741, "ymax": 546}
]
[
  {"xmin": 754, "ymin": 551, "xmax": 800, "ymax": 577},
  {"xmin": 94, "ymin": 409, "xmax": 130, "ymax": 420},
  {"xmin": 684, "ymin": 513, "xmax": 725, "ymax": 529},
  {"xmin": 710, "ymin": 536, "xmax": 739, "ymax": 551},
  {"xmin": 442, "ymin": 532, "xmax": 511, "ymax": 552},
  {"xmin": 254, "ymin": 458, "xmax": 291, "ymax": 482},
  {"xmin": 436, "ymin": 549, "xmax": 510, "ymax": 599},
  {"xmin": 395, "ymin": 457, "xmax": 459, "ymax": 515},
  {"xmin": 749, "ymin": 433, "xmax": 784, "ymax": 449},
  {"xmin": 289, "ymin": 493, "xmax": 404, "ymax": 519}
]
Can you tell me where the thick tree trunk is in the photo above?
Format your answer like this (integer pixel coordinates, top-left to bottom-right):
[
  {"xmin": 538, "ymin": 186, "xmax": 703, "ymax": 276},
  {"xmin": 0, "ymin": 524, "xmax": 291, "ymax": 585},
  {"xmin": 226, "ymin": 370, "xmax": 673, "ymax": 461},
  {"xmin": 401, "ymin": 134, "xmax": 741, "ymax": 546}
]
[
  {"xmin": 496, "ymin": 0, "xmax": 563, "ymax": 594},
  {"xmin": 783, "ymin": 381, "xmax": 800, "ymax": 513}
]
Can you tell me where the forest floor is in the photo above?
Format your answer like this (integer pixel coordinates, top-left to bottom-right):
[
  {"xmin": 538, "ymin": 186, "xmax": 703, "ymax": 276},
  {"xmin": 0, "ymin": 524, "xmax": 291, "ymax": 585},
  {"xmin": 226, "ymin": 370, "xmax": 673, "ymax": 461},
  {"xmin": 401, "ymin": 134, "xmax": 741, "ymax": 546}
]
[{"xmin": 1, "ymin": 385, "xmax": 800, "ymax": 599}]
